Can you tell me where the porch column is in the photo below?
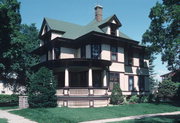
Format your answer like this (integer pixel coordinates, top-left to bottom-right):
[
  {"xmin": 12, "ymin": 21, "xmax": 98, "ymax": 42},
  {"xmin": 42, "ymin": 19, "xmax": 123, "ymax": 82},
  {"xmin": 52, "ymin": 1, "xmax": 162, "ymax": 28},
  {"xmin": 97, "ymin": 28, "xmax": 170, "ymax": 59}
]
[
  {"xmin": 64, "ymin": 68, "xmax": 69, "ymax": 96},
  {"xmin": 65, "ymin": 68, "xmax": 69, "ymax": 87},
  {"xmin": 88, "ymin": 68, "xmax": 93, "ymax": 95},
  {"xmin": 103, "ymin": 70, "xmax": 107, "ymax": 87},
  {"xmin": 88, "ymin": 68, "xmax": 92, "ymax": 87},
  {"xmin": 52, "ymin": 48, "xmax": 55, "ymax": 60}
]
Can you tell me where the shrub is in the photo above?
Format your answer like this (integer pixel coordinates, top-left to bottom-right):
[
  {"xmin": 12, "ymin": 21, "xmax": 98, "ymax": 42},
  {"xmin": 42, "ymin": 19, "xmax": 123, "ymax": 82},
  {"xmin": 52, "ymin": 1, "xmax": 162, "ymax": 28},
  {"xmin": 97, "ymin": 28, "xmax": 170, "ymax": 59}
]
[
  {"xmin": 28, "ymin": 67, "xmax": 57, "ymax": 108},
  {"xmin": 128, "ymin": 95, "xmax": 139, "ymax": 103},
  {"xmin": 158, "ymin": 79, "xmax": 178, "ymax": 101},
  {"xmin": 0, "ymin": 94, "xmax": 18, "ymax": 107},
  {"xmin": 110, "ymin": 83, "xmax": 124, "ymax": 105},
  {"xmin": 139, "ymin": 95, "xmax": 149, "ymax": 103}
]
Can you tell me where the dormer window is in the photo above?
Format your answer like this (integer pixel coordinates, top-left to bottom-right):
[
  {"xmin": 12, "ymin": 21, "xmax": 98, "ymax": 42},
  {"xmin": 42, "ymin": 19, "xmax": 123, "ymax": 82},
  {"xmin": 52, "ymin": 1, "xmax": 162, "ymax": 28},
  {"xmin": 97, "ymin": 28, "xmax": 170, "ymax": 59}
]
[{"xmin": 110, "ymin": 24, "xmax": 117, "ymax": 36}]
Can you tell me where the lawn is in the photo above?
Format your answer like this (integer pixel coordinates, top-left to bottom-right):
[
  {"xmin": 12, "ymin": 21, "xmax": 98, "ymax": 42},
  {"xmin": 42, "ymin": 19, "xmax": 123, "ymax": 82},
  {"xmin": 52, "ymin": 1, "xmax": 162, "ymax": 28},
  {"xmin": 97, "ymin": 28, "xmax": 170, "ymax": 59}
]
[
  {"xmin": 0, "ymin": 118, "xmax": 7, "ymax": 123},
  {"xmin": 115, "ymin": 115, "xmax": 180, "ymax": 123},
  {"xmin": 0, "ymin": 106, "xmax": 18, "ymax": 110},
  {"xmin": 11, "ymin": 103, "xmax": 180, "ymax": 123}
]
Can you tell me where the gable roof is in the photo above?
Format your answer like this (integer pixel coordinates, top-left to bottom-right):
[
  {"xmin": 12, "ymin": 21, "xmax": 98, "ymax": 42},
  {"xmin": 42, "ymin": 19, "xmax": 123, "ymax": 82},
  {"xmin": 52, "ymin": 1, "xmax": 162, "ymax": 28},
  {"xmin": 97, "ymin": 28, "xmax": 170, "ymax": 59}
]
[{"xmin": 41, "ymin": 15, "xmax": 132, "ymax": 40}]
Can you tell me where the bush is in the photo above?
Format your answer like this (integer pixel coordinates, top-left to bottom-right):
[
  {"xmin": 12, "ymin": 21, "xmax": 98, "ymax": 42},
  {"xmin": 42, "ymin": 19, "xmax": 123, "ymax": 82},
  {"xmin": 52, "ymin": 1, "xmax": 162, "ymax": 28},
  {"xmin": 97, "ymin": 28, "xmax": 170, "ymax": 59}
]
[
  {"xmin": 0, "ymin": 94, "xmax": 18, "ymax": 107},
  {"xmin": 28, "ymin": 67, "xmax": 57, "ymax": 108},
  {"xmin": 158, "ymin": 79, "xmax": 178, "ymax": 101},
  {"xmin": 139, "ymin": 95, "xmax": 149, "ymax": 103},
  {"xmin": 110, "ymin": 83, "xmax": 124, "ymax": 105},
  {"xmin": 128, "ymin": 95, "xmax": 139, "ymax": 103}
]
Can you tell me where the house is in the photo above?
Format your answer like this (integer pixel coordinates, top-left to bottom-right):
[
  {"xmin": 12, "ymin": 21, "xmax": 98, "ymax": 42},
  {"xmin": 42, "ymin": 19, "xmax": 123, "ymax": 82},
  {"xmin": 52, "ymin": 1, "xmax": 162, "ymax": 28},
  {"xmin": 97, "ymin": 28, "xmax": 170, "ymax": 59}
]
[
  {"xmin": 32, "ymin": 5, "xmax": 149, "ymax": 107},
  {"xmin": 161, "ymin": 69, "xmax": 180, "ymax": 82}
]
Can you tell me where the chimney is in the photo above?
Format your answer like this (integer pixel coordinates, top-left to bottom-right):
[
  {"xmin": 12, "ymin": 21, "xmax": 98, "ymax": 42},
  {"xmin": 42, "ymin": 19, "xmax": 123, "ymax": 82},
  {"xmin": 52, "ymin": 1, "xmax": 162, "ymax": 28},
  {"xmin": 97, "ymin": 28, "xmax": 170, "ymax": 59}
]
[{"xmin": 95, "ymin": 5, "xmax": 103, "ymax": 22}]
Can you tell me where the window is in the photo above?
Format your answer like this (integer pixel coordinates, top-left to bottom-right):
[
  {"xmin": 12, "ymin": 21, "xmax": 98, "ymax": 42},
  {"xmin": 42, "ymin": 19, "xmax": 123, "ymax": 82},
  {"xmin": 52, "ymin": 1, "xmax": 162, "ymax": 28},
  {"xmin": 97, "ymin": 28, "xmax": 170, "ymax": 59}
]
[
  {"xmin": 125, "ymin": 48, "xmax": 133, "ymax": 66},
  {"xmin": 129, "ymin": 76, "xmax": 134, "ymax": 91},
  {"xmin": 139, "ymin": 76, "xmax": 145, "ymax": 91},
  {"xmin": 110, "ymin": 24, "xmax": 117, "ymax": 36},
  {"xmin": 54, "ymin": 47, "xmax": 61, "ymax": 59},
  {"xmin": 91, "ymin": 44, "xmax": 101, "ymax": 59},
  {"xmin": 81, "ymin": 46, "xmax": 86, "ymax": 58},
  {"xmin": 111, "ymin": 46, "xmax": 118, "ymax": 61},
  {"xmin": 109, "ymin": 72, "xmax": 119, "ymax": 90},
  {"xmin": 139, "ymin": 52, "xmax": 144, "ymax": 67}
]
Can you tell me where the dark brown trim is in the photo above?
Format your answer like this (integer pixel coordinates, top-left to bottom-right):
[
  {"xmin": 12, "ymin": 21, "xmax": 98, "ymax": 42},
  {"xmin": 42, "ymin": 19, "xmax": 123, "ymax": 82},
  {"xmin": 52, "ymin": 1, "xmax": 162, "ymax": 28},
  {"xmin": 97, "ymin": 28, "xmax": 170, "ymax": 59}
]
[
  {"xmin": 57, "ymin": 96, "xmax": 109, "ymax": 100},
  {"xmin": 32, "ymin": 58, "xmax": 112, "ymax": 70},
  {"xmin": 109, "ymin": 71, "xmax": 124, "ymax": 73},
  {"xmin": 122, "ymin": 91, "xmax": 150, "ymax": 92}
]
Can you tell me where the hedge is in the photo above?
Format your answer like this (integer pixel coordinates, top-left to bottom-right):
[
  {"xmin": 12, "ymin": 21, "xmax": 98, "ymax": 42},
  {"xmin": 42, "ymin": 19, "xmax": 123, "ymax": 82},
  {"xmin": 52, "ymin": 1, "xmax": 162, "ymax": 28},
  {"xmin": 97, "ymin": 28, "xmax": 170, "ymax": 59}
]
[{"xmin": 0, "ymin": 94, "xmax": 19, "ymax": 107}]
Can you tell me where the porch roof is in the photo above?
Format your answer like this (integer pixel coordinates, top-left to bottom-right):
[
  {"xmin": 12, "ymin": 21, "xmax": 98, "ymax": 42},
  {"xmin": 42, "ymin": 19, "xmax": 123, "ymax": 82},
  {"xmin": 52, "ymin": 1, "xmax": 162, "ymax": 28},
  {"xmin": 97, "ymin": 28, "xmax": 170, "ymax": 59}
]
[{"xmin": 32, "ymin": 58, "xmax": 112, "ymax": 71}]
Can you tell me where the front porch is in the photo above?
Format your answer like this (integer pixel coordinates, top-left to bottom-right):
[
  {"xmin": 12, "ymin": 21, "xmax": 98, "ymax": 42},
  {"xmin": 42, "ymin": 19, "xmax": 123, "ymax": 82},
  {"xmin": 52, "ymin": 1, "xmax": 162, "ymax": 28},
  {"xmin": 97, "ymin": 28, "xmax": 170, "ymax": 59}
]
[
  {"xmin": 55, "ymin": 66, "xmax": 109, "ymax": 107},
  {"xmin": 34, "ymin": 58, "xmax": 111, "ymax": 107}
]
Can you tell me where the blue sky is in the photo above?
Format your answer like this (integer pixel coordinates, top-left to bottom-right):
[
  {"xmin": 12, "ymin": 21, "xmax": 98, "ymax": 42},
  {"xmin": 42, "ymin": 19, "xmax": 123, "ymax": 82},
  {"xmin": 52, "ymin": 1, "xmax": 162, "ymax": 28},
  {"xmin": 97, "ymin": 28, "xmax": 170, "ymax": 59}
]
[{"xmin": 18, "ymin": 0, "xmax": 169, "ymax": 81}]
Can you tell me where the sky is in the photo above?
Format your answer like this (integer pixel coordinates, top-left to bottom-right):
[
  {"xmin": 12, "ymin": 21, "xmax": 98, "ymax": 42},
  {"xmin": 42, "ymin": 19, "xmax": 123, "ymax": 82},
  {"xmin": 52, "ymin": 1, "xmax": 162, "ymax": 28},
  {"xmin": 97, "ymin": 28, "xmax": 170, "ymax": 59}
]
[{"xmin": 18, "ymin": 0, "xmax": 169, "ymax": 81}]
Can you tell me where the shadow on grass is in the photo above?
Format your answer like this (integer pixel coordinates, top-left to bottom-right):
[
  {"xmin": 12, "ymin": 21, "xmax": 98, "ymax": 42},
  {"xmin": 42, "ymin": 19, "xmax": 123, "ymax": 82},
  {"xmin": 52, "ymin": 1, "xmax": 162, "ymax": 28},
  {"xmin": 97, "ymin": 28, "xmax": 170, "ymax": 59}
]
[{"xmin": 133, "ymin": 115, "xmax": 180, "ymax": 123}]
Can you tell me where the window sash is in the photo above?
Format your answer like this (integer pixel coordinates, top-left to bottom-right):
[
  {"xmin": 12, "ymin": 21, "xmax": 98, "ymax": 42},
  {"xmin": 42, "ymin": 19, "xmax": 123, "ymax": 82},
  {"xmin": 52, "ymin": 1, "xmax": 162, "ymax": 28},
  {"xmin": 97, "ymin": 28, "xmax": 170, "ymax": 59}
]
[
  {"xmin": 91, "ymin": 44, "xmax": 101, "ymax": 59},
  {"xmin": 129, "ymin": 76, "xmax": 134, "ymax": 91}
]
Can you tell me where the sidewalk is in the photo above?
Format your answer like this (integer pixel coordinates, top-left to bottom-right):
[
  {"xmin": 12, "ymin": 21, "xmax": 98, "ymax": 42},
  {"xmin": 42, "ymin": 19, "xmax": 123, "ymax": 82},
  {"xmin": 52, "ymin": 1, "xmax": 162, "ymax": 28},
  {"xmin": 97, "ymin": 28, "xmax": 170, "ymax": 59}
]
[
  {"xmin": 0, "ymin": 109, "xmax": 37, "ymax": 123},
  {"xmin": 80, "ymin": 111, "xmax": 180, "ymax": 123}
]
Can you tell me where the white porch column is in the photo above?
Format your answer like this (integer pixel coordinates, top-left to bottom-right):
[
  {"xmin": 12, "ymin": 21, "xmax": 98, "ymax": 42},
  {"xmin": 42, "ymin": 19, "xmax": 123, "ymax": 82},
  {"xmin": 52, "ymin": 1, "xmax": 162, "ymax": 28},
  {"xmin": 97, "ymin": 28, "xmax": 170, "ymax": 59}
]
[
  {"xmin": 52, "ymin": 48, "xmax": 55, "ymax": 60},
  {"xmin": 103, "ymin": 70, "xmax": 107, "ymax": 87},
  {"xmin": 65, "ymin": 68, "xmax": 69, "ymax": 87},
  {"xmin": 88, "ymin": 68, "xmax": 93, "ymax": 87}
]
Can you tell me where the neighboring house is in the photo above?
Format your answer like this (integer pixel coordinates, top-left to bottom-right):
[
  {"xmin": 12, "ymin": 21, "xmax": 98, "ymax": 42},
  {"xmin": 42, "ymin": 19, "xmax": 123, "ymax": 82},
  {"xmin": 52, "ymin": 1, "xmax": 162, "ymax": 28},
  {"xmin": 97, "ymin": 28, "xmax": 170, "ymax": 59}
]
[
  {"xmin": 32, "ymin": 5, "xmax": 149, "ymax": 107},
  {"xmin": 161, "ymin": 69, "xmax": 180, "ymax": 82},
  {"xmin": 0, "ymin": 81, "xmax": 13, "ymax": 95}
]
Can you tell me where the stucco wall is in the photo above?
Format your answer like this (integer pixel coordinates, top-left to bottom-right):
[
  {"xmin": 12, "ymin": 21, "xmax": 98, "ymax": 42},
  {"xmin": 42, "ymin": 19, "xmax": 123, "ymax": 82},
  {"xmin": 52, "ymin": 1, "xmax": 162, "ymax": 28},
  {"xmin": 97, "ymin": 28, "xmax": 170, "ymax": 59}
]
[
  {"xmin": 60, "ymin": 47, "xmax": 76, "ymax": 59},
  {"xmin": 133, "ymin": 52, "xmax": 139, "ymax": 66},
  {"xmin": 101, "ymin": 44, "xmax": 110, "ymax": 60},
  {"xmin": 51, "ymin": 32, "xmax": 62, "ymax": 40},
  {"xmin": 118, "ymin": 47, "xmax": 124, "ymax": 62},
  {"xmin": 109, "ymin": 62, "xmax": 124, "ymax": 72}
]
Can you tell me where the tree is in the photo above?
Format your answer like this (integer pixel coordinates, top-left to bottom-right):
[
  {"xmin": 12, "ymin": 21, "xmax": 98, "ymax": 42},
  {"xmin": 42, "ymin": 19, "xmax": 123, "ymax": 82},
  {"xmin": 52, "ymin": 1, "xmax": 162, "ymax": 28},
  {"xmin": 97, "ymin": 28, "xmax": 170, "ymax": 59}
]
[
  {"xmin": 142, "ymin": 0, "xmax": 180, "ymax": 71},
  {"xmin": 110, "ymin": 83, "xmax": 124, "ymax": 105},
  {"xmin": 0, "ymin": 0, "xmax": 21, "ymax": 73},
  {"xmin": 28, "ymin": 67, "xmax": 57, "ymax": 108},
  {"xmin": 158, "ymin": 79, "xmax": 178, "ymax": 100}
]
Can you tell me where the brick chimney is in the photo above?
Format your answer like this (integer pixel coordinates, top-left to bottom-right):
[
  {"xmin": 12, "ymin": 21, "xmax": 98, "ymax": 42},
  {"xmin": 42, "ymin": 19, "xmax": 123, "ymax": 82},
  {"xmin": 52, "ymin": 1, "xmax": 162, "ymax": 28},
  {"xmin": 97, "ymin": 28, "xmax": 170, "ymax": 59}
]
[{"xmin": 95, "ymin": 5, "xmax": 103, "ymax": 22}]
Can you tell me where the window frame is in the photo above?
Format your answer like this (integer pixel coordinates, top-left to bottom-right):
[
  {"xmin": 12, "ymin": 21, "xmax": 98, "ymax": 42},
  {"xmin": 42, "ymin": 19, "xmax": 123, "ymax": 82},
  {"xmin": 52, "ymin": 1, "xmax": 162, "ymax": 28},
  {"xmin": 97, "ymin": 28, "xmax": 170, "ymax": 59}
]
[
  {"xmin": 91, "ymin": 44, "xmax": 101, "ymax": 59},
  {"xmin": 81, "ymin": 45, "xmax": 86, "ymax": 58},
  {"xmin": 111, "ymin": 45, "xmax": 118, "ymax": 61},
  {"xmin": 139, "ymin": 76, "xmax": 145, "ymax": 91},
  {"xmin": 109, "ymin": 72, "xmax": 120, "ymax": 91},
  {"xmin": 128, "ymin": 76, "xmax": 134, "ymax": 91}
]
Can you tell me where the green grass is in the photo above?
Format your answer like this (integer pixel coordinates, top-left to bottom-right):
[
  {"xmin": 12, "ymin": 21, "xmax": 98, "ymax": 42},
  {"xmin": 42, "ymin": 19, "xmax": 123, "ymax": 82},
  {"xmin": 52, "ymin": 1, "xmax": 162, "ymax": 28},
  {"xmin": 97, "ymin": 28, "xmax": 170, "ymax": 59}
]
[
  {"xmin": 0, "ymin": 118, "xmax": 8, "ymax": 123},
  {"xmin": 0, "ymin": 106, "xmax": 18, "ymax": 110},
  {"xmin": 115, "ymin": 115, "xmax": 180, "ymax": 123},
  {"xmin": 11, "ymin": 103, "xmax": 180, "ymax": 123}
]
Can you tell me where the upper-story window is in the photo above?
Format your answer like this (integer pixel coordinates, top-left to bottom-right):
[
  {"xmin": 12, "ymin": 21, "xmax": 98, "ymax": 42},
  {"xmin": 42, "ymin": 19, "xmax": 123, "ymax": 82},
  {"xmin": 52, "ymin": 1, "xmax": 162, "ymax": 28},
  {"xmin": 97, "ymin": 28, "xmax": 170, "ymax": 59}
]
[
  {"xmin": 139, "ymin": 52, "xmax": 144, "ymax": 67},
  {"xmin": 91, "ymin": 44, "xmax": 101, "ymax": 59},
  {"xmin": 54, "ymin": 47, "xmax": 61, "ymax": 59},
  {"xmin": 111, "ymin": 46, "xmax": 118, "ymax": 61},
  {"xmin": 110, "ymin": 24, "xmax": 117, "ymax": 36},
  {"xmin": 125, "ymin": 48, "xmax": 133, "ymax": 66},
  {"xmin": 81, "ymin": 46, "xmax": 86, "ymax": 58}
]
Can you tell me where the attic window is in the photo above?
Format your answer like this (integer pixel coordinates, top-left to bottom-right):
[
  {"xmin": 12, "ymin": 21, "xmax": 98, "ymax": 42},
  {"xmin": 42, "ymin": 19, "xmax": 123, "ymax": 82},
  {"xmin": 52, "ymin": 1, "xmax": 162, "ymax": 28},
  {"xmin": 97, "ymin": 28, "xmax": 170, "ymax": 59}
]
[
  {"xmin": 45, "ymin": 25, "xmax": 48, "ymax": 33},
  {"xmin": 110, "ymin": 24, "xmax": 117, "ymax": 36}
]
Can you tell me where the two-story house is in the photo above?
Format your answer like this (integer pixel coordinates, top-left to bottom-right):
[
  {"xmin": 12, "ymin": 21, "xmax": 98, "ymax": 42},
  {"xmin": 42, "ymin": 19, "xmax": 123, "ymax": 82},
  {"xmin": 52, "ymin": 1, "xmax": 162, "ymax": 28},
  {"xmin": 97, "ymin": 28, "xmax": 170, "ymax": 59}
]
[{"xmin": 32, "ymin": 5, "xmax": 149, "ymax": 107}]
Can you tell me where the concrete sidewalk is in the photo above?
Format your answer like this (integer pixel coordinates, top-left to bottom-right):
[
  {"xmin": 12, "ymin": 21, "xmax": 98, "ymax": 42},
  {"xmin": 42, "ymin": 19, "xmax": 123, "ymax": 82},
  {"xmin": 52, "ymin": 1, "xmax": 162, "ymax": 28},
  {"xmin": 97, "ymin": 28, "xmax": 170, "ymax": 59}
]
[
  {"xmin": 80, "ymin": 111, "xmax": 180, "ymax": 123},
  {"xmin": 0, "ymin": 109, "xmax": 37, "ymax": 123}
]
